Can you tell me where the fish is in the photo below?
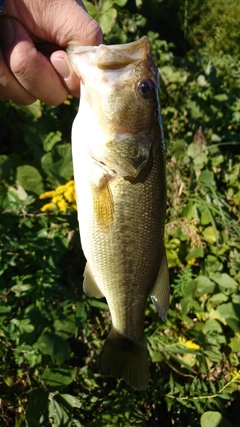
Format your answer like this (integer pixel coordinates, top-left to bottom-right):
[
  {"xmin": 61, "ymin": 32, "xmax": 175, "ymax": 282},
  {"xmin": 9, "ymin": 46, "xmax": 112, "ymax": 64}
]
[{"xmin": 67, "ymin": 36, "xmax": 169, "ymax": 390}]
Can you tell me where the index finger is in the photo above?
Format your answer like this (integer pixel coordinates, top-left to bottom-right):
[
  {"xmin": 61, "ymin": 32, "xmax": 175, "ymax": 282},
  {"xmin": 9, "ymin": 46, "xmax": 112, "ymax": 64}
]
[{"xmin": 1, "ymin": 18, "xmax": 69, "ymax": 105}]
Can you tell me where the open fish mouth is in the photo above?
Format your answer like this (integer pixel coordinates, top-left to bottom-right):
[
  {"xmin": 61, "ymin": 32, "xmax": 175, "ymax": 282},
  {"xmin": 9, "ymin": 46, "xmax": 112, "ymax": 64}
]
[{"xmin": 67, "ymin": 36, "xmax": 153, "ymax": 69}]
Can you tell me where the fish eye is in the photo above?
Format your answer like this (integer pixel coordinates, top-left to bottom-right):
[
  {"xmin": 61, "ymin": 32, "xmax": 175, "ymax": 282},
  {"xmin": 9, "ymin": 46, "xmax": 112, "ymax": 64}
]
[{"xmin": 138, "ymin": 79, "xmax": 155, "ymax": 99}]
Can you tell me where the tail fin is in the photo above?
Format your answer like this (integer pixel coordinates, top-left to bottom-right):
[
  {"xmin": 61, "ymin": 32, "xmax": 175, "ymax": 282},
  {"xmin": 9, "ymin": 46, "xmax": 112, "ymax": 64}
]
[{"xmin": 99, "ymin": 327, "xmax": 149, "ymax": 390}]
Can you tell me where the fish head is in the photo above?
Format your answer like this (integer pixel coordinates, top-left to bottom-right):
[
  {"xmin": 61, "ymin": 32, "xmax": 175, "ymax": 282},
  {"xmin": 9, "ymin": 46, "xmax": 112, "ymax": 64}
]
[{"xmin": 67, "ymin": 37, "xmax": 161, "ymax": 178}]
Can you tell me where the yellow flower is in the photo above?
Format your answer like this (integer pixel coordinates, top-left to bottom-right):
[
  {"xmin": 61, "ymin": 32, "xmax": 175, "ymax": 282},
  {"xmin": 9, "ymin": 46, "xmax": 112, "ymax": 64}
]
[
  {"xmin": 64, "ymin": 188, "xmax": 75, "ymax": 203},
  {"xmin": 39, "ymin": 190, "xmax": 56, "ymax": 199},
  {"xmin": 187, "ymin": 258, "xmax": 198, "ymax": 266},
  {"xmin": 55, "ymin": 185, "xmax": 67, "ymax": 195},
  {"xmin": 39, "ymin": 180, "xmax": 76, "ymax": 213},
  {"xmin": 57, "ymin": 199, "xmax": 68, "ymax": 213},
  {"xmin": 179, "ymin": 337, "xmax": 187, "ymax": 345},
  {"xmin": 52, "ymin": 195, "xmax": 60, "ymax": 204},
  {"xmin": 63, "ymin": 95, "xmax": 73, "ymax": 105},
  {"xmin": 179, "ymin": 337, "xmax": 200, "ymax": 350},
  {"xmin": 230, "ymin": 369, "xmax": 240, "ymax": 379},
  {"xmin": 41, "ymin": 202, "xmax": 55, "ymax": 212},
  {"xmin": 185, "ymin": 340, "xmax": 200, "ymax": 350}
]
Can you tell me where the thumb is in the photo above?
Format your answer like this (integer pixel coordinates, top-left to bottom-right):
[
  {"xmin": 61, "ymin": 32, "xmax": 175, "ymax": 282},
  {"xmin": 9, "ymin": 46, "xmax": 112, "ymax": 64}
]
[{"xmin": 50, "ymin": 50, "xmax": 81, "ymax": 98}]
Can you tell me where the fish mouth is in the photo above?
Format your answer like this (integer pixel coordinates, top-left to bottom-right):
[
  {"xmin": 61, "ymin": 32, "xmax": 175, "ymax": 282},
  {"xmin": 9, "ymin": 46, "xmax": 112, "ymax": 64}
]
[{"xmin": 67, "ymin": 36, "xmax": 151, "ymax": 70}]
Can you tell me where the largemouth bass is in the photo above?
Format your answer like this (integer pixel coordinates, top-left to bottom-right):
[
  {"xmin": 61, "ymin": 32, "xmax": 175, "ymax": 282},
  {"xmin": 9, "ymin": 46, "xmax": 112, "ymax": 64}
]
[{"xmin": 67, "ymin": 36, "xmax": 169, "ymax": 390}]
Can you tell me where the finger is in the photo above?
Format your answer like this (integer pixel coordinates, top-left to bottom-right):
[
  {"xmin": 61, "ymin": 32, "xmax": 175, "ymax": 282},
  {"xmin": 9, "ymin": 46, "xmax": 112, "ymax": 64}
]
[
  {"xmin": 0, "ymin": 45, "xmax": 36, "ymax": 104},
  {"xmin": 50, "ymin": 50, "xmax": 81, "ymax": 98},
  {"xmin": 58, "ymin": 1, "xmax": 103, "ymax": 46},
  {"xmin": 40, "ymin": 0, "xmax": 103, "ymax": 47},
  {"xmin": 3, "ymin": 0, "xmax": 103, "ymax": 47},
  {"xmin": 0, "ymin": 17, "xmax": 68, "ymax": 105}
]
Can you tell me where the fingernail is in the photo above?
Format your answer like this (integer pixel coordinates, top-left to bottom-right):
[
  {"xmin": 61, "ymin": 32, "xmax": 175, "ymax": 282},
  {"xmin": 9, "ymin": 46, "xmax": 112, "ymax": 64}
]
[
  {"xmin": 0, "ymin": 18, "xmax": 15, "ymax": 48},
  {"xmin": 51, "ymin": 57, "xmax": 70, "ymax": 80}
]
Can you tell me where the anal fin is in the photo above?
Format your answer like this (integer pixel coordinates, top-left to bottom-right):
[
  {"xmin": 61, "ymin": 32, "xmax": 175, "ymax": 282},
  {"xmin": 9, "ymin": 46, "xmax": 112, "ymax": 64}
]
[
  {"xmin": 150, "ymin": 251, "xmax": 170, "ymax": 321},
  {"xmin": 83, "ymin": 263, "xmax": 104, "ymax": 298}
]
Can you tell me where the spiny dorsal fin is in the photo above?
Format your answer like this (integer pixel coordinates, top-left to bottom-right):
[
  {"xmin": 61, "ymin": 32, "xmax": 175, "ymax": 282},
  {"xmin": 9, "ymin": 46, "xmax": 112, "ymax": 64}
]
[
  {"xmin": 83, "ymin": 263, "xmax": 104, "ymax": 298},
  {"xmin": 150, "ymin": 251, "xmax": 170, "ymax": 321}
]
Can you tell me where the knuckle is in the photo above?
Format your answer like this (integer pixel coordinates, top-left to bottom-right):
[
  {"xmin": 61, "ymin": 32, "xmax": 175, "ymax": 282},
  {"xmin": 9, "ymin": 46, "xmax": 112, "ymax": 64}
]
[{"xmin": 86, "ymin": 19, "xmax": 103, "ymax": 45}]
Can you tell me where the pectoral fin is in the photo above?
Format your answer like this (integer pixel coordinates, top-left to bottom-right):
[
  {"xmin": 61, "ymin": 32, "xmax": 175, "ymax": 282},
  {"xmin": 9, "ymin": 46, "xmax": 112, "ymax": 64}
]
[
  {"xmin": 150, "ymin": 251, "xmax": 170, "ymax": 321},
  {"xmin": 92, "ymin": 176, "xmax": 114, "ymax": 228},
  {"xmin": 83, "ymin": 263, "xmax": 104, "ymax": 298}
]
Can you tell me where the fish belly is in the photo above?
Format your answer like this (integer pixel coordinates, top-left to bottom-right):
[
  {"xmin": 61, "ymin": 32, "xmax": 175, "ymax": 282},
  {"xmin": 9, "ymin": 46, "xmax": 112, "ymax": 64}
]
[{"xmin": 76, "ymin": 137, "xmax": 165, "ymax": 339}]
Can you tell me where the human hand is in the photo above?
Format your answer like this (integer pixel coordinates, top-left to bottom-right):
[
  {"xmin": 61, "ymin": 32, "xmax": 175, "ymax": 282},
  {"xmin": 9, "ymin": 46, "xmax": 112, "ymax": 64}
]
[{"xmin": 0, "ymin": 0, "xmax": 102, "ymax": 105}]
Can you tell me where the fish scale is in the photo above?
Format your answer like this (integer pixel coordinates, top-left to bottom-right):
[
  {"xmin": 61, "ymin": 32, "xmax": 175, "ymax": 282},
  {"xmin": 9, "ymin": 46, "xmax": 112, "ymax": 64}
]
[{"xmin": 67, "ymin": 36, "xmax": 169, "ymax": 390}]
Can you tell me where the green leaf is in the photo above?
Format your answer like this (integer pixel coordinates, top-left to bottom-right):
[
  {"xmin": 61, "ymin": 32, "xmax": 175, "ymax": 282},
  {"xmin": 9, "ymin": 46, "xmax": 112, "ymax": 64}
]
[
  {"xmin": 198, "ymin": 170, "xmax": 216, "ymax": 188},
  {"xmin": 0, "ymin": 155, "xmax": 13, "ymax": 182},
  {"xmin": 217, "ymin": 303, "xmax": 240, "ymax": 323},
  {"xmin": 83, "ymin": 1, "xmax": 98, "ymax": 20},
  {"xmin": 201, "ymin": 210, "xmax": 211, "ymax": 225},
  {"xmin": 101, "ymin": 0, "xmax": 114, "ymax": 12},
  {"xmin": 19, "ymin": 318, "xmax": 35, "ymax": 333},
  {"xmin": 26, "ymin": 388, "xmax": 49, "ymax": 427},
  {"xmin": 11, "ymin": 283, "xmax": 32, "ymax": 296},
  {"xmin": 59, "ymin": 394, "xmax": 81, "ymax": 409},
  {"xmin": 229, "ymin": 336, "xmax": 240, "ymax": 352},
  {"xmin": 41, "ymin": 144, "xmax": 73, "ymax": 185},
  {"xmin": 187, "ymin": 100, "xmax": 202, "ymax": 119},
  {"xmin": 214, "ymin": 94, "xmax": 228, "ymax": 102},
  {"xmin": 25, "ymin": 100, "xmax": 42, "ymax": 118},
  {"xmin": 209, "ymin": 293, "xmax": 228, "ymax": 304},
  {"xmin": 196, "ymin": 275, "xmax": 216, "ymax": 295},
  {"xmin": 172, "ymin": 140, "xmax": 186, "ymax": 159},
  {"xmin": 114, "ymin": 0, "xmax": 128, "ymax": 6},
  {"xmin": 225, "ymin": 318, "xmax": 240, "ymax": 333},
  {"xmin": 11, "ymin": 99, "xmax": 42, "ymax": 118},
  {"xmin": 187, "ymin": 142, "xmax": 208, "ymax": 169},
  {"xmin": 186, "ymin": 246, "xmax": 204, "ymax": 260},
  {"xmin": 16, "ymin": 165, "xmax": 44, "ymax": 195},
  {"xmin": 203, "ymin": 226, "xmax": 217, "ymax": 245},
  {"xmin": 35, "ymin": 333, "xmax": 71, "ymax": 365},
  {"xmin": 48, "ymin": 393, "xmax": 81, "ymax": 427},
  {"xmin": 8, "ymin": 183, "xmax": 28, "ymax": 201},
  {"xmin": 0, "ymin": 305, "xmax": 11, "ymax": 314},
  {"xmin": 202, "ymin": 319, "xmax": 222, "ymax": 334},
  {"xmin": 54, "ymin": 316, "xmax": 76, "ymax": 340},
  {"xmin": 87, "ymin": 299, "xmax": 109, "ymax": 311},
  {"xmin": 211, "ymin": 153, "xmax": 224, "ymax": 167},
  {"xmin": 99, "ymin": 8, "xmax": 117, "ymax": 34},
  {"xmin": 200, "ymin": 411, "xmax": 232, "ymax": 427},
  {"xmin": 41, "ymin": 367, "xmax": 77, "ymax": 389},
  {"xmin": 204, "ymin": 348, "xmax": 222, "ymax": 363},
  {"xmin": 43, "ymin": 131, "xmax": 62, "ymax": 152},
  {"xmin": 211, "ymin": 273, "xmax": 237, "ymax": 292}
]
